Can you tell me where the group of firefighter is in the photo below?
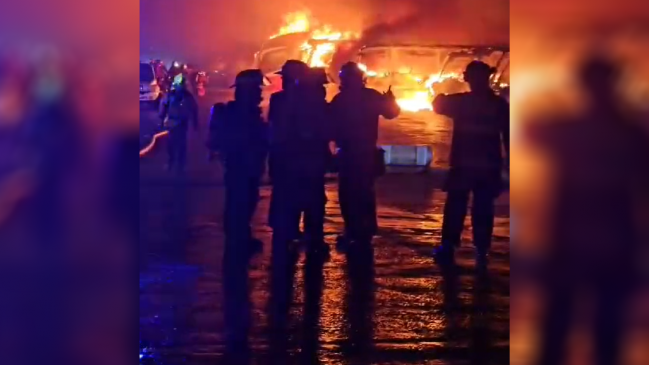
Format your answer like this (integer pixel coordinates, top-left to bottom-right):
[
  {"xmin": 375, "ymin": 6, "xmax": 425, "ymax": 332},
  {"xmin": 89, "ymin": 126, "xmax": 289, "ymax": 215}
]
[{"xmin": 159, "ymin": 58, "xmax": 509, "ymax": 266}]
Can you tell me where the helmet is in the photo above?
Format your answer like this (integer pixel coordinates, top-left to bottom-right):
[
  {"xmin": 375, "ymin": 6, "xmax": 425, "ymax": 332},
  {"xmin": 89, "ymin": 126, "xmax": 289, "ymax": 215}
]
[
  {"xmin": 275, "ymin": 60, "xmax": 309, "ymax": 80},
  {"xmin": 339, "ymin": 62, "xmax": 365, "ymax": 84},
  {"xmin": 463, "ymin": 60, "xmax": 495, "ymax": 81},
  {"xmin": 307, "ymin": 67, "xmax": 330, "ymax": 85},
  {"xmin": 578, "ymin": 53, "xmax": 619, "ymax": 87},
  {"xmin": 230, "ymin": 69, "xmax": 265, "ymax": 88}
]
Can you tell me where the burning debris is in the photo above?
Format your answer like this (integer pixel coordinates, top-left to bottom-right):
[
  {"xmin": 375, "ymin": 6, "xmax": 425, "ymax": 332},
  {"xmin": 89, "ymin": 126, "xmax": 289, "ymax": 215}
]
[
  {"xmin": 270, "ymin": 11, "xmax": 311, "ymax": 38},
  {"xmin": 268, "ymin": 10, "xmax": 359, "ymax": 68}
]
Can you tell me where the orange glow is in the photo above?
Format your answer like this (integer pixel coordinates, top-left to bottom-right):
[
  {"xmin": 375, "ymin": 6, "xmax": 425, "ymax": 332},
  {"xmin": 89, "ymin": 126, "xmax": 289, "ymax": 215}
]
[
  {"xmin": 357, "ymin": 63, "xmax": 463, "ymax": 112},
  {"xmin": 396, "ymin": 91, "xmax": 433, "ymax": 112},
  {"xmin": 301, "ymin": 42, "xmax": 335, "ymax": 68},
  {"xmin": 271, "ymin": 10, "xmax": 358, "ymax": 68},
  {"xmin": 270, "ymin": 11, "xmax": 311, "ymax": 39},
  {"xmin": 357, "ymin": 63, "xmax": 378, "ymax": 77}
]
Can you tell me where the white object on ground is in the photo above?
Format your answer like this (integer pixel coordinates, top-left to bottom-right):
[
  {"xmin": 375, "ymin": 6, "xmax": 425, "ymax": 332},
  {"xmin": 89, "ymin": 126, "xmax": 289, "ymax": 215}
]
[{"xmin": 381, "ymin": 145, "xmax": 433, "ymax": 169}]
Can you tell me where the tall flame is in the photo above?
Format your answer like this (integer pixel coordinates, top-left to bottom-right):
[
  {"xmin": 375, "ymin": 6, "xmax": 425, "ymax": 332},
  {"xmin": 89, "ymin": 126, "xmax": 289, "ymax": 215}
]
[
  {"xmin": 302, "ymin": 42, "xmax": 337, "ymax": 68},
  {"xmin": 270, "ymin": 11, "xmax": 311, "ymax": 38},
  {"xmin": 270, "ymin": 10, "xmax": 358, "ymax": 68}
]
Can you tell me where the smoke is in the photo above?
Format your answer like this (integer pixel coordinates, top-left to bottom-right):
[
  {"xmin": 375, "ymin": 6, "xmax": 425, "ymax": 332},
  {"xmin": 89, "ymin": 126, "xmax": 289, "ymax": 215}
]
[
  {"xmin": 357, "ymin": 0, "xmax": 509, "ymax": 46},
  {"xmin": 140, "ymin": 0, "xmax": 509, "ymax": 63}
]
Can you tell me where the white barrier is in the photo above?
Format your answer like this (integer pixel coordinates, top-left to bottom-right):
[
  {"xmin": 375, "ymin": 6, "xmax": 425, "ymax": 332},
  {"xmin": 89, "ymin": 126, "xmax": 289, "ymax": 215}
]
[{"xmin": 381, "ymin": 145, "xmax": 433, "ymax": 172}]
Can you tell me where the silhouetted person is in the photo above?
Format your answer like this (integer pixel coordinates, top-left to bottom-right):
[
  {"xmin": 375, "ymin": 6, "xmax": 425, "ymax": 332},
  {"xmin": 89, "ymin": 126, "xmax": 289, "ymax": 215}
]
[
  {"xmin": 167, "ymin": 61, "xmax": 183, "ymax": 82},
  {"xmin": 500, "ymin": 86, "xmax": 510, "ymax": 102},
  {"xmin": 526, "ymin": 53, "xmax": 649, "ymax": 365},
  {"xmin": 158, "ymin": 74, "xmax": 198, "ymax": 174},
  {"xmin": 268, "ymin": 60, "xmax": 307, "ymax": 245},
  {"xmin": 209, "ymin": 69, "xmax": 268, "ymax": 255},
  {"xmin": 298, "ymin": 67, "xmax": 334, "ymax": 253},
  {"xmin": 432, "ymin": 60, "xmax": 510, "ymax": 266},
  {"xmin": 330, "ymin": 62, "xmax": 400, "ymax": 249},
  {"xmin": 268, "ymin": 61, "xmax": 331, "ymax": 257}
]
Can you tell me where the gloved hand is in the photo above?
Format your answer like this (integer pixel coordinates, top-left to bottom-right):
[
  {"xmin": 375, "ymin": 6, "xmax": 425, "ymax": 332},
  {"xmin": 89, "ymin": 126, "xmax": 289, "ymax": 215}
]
[{"xmin": 383, "ymin": 85, "xmax": 395, "ymax": 99}]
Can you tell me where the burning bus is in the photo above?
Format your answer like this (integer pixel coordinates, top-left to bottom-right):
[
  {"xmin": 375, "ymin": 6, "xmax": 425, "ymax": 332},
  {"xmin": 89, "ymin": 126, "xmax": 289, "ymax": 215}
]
[
  {"xmin": 430, "ymin": 46, "xmax": 509, "ymax": 95},
  {"xmin": 254, "ymin": 10, "xmax": 509, "ymax": 111},
  {"xmin": 356, "ymin": 44, "xmax": 510, "ymax": 112},
  {"xmin": 253, "ymin": 11, "xmax": 359, "ymax": 100}
]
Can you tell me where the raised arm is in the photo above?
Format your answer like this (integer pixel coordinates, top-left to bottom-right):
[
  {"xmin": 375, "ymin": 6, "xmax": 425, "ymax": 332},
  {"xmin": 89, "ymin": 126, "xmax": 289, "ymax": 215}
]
[
  {"xmin": 379, "ymin": 87, "xmax": 400, "ymax": 120},
  {"xmin": 432, "ymin": 93, "xmax": 455, "ymax": 118}
]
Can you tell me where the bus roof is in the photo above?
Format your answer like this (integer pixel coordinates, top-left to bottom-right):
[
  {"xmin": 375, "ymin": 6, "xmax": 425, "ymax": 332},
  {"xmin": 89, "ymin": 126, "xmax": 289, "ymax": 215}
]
[
  {"xmin": 260, "ymin": 32, "xmax": 311, "ymax": 50},
  {"xmin": 359, "ymin": 44, "xmax": 509, "ymax": 53}
]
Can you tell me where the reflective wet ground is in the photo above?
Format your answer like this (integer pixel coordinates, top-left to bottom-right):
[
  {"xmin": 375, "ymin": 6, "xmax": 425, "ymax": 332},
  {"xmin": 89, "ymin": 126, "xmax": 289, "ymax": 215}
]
[{"xmin": 139, "ymin": 93, "xmax": 510, "ymax": 364}]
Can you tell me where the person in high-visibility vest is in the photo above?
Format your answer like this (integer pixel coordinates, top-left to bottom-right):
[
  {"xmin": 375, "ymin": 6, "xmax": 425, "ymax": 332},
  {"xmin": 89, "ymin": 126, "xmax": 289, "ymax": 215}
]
[{"xmin": 158, "ymin": 73, "xmax": 198, "ymax": 174}]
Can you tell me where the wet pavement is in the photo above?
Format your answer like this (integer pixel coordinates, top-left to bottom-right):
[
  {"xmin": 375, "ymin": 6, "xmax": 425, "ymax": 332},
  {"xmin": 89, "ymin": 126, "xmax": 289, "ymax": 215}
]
[
  {"xmin": 139, "ymin": 91, "xmax": 510, "ymax": 364},
  {"xmin": 140, "ymin": 105, "xmax": 163, "ymax": 149}
]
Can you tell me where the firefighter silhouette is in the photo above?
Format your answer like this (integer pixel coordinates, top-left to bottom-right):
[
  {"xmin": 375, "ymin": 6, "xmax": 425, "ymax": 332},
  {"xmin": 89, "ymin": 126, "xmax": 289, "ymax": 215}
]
[
  {"xmin": 209, "ymin": 69, "xmax": 268, "ymax": 254},
  {"xmin": 330, "ymin": 61, "xmax": 400, "ymax": 248},
  {"xmin": 432, "ymin": 60, "xmax": 510, "ymax": 266},
  {"xmin": 525, "ymin": 53, "xmax": 649, "ymax": 365},
  {"xmin": 267, "ymin": 60, "xmax": 332, "ymax": 256},
  {"xmin": 159, "ymin": 73, "xmax": 198, "ymax": 174}
]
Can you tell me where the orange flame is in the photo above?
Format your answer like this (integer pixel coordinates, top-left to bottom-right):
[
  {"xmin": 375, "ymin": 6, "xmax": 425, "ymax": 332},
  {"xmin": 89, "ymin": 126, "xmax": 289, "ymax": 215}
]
[
  {"xmin": 270, "ymin": 10, "xmax": 358, "ymax": 68},
  {"xmin": 397, "ymin": 91, "xmax": 433, "ymax": 112},
  {"xmin": 270, "ymin": 11, "xmax": 311, "ymax": 38},
  {"xmin": 357, "ymin": 63, "xmax": 465, "ymax": 112}
]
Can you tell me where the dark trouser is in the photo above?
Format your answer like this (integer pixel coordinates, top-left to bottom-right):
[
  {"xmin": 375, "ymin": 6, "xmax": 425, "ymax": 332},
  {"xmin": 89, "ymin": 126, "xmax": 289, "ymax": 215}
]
[
  {"xmin": 339, "ymin": 170, "xmax": 377, "ymax": 243},
  {"xmin": 167, "ymin": 128, "xmax": 187, "ymax": 172},
  {"xmin": 271, "ymin": 177, "xmax": 326, "ymax": 246},
  {"xmin": 224, "ymin": 170, "xmax": 261, "ymax": 246},
  {"xmin": 302, "ymin": 182, "xmax": 326, "ymax": 242},
  {"xmin": 441, "ymin": 168, "xmax": 501, "ymax": 252},
  {"xmin": 536, "ymin": 276, "xmax": 630, "ymax": 365}
]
